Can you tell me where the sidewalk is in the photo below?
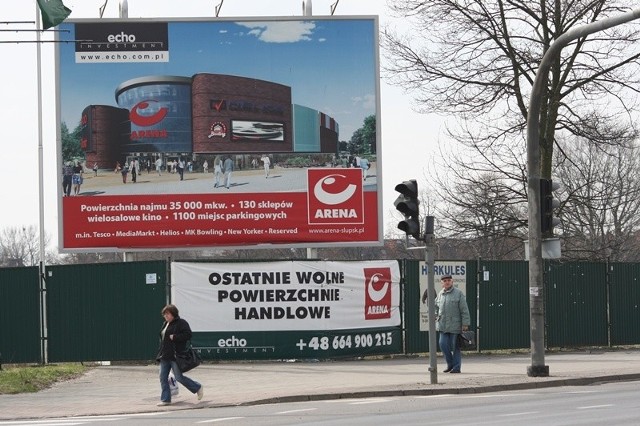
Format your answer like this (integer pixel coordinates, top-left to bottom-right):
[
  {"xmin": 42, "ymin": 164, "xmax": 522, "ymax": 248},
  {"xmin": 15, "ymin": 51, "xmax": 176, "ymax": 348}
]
[{"xmin": 2, "ymin": 350, "xmax": 640, "ymax": 420}]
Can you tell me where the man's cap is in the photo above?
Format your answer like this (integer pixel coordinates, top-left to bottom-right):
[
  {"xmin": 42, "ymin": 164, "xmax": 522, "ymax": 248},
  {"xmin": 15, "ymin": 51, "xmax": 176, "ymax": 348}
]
[{"xmin": 440, "ymin": 275, "xmax": 453, "ymax": 280}]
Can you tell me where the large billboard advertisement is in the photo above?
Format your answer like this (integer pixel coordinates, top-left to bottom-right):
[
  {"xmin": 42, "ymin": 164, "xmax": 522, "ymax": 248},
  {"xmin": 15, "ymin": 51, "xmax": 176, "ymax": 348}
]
[
  {"xmin": 56, "ymin": 17, "xmax": 381, "ymax": 251},
  {"xmin": 171, "ymin": 261, "xmax": 401, "ymax": 360}
]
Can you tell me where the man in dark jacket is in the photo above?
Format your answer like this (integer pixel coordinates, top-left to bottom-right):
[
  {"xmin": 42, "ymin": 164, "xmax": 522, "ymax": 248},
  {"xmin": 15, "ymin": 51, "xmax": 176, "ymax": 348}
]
[{"xmin": 156, "ymin": 304, "xmax": 203, "ymax": 406}]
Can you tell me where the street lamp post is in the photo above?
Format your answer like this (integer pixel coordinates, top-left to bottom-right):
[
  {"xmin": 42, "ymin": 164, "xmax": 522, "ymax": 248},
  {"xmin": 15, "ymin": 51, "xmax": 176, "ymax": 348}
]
[{"xmin": 526, "ymin": 7, "xmax": 640, "ymax": 377}]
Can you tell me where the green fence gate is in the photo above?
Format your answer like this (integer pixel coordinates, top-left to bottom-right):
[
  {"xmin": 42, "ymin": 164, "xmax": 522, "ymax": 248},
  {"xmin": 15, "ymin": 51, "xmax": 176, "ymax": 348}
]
[
  {"xmin": 0, "ymin": 266, "xmax": 41, "ymax": 364},
  {"xmin": 45, "ymin": 261, "xmax": 167, "ymax": 362}
]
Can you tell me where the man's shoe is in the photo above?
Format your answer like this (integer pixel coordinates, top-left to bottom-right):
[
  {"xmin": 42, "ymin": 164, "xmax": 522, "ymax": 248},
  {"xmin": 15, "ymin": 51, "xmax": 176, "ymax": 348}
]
[
  {"xmin": 443, "ymin": 368, "xmax": 452, "ymax": 373},
  {"xmin": 197, "ymin": 385, "xmax": 204, "ymax": 400},
  {"xmin": 156, "ymin": 401, "xmax": 171, "ymax": 406},
  {"xmin": 449, "ymin": 370, "xmax": 461, "ymax": 373}
]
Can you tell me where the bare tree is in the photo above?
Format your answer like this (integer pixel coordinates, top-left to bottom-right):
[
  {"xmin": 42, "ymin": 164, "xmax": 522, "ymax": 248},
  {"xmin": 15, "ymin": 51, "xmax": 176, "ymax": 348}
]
[
  {"xmin": 382, "ymin": 0, "xmax": 640, "ymax": 177},
  {"xmin": 0, "ymin": 226, "xmax": 53, "ymax": 267},
  {"xmin": 555, "ymin": 130, "xmax": 640, "ymax": 261},
  {"xmin": 382, "ymin": 1, "xmax": 640, "ymax": 258}
]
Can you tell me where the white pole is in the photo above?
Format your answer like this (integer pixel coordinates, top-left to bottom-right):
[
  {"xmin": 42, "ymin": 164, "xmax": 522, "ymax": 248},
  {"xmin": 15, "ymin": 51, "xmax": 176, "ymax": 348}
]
[
  {"xmin": 303, "ymin": 0, "xmax": 312, "ymax": 16},
  {"xmin": 35, "ymin": 0, "xmax": 48, "ymax": 365},
  {"xmin": 119, "ymin": 0, "xmax": 128, "ymax": 18}
]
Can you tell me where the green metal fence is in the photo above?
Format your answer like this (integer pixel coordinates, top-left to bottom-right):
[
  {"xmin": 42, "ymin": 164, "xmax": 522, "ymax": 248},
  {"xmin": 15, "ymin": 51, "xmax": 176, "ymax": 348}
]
[
  {"xmin": 45, "ymin": 261, "xmax": 167, "ymax": 362},
  {"xmin": 2, "ymin": 257, "xmax": 640, "ymax": 363},
  {"xmin": 608, "ymin": 262, "xmax": 640, "ymax": 346},
  {"xmin": 0, "ymin": 266, "xmax": 41, "ymax": 364},
  {"xmin": 477, "ymin": 260, "xmax": 530, "ymax": 350},
  {"xmin": 545, "ymin": 262, "xmax": 608, "ymax": 347}
]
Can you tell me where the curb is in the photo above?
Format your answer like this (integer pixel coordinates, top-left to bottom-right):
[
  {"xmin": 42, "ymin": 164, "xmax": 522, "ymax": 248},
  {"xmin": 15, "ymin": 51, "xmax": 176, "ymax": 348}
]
[{"xmin": 240, "ymin": 373, "xmax": 640, "ymax": 406}]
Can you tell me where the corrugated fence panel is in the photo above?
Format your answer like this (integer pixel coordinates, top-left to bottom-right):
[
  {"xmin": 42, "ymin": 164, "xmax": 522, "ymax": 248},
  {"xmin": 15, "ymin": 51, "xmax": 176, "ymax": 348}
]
[
  {"xmin": 403, "ymin": 259, "xmax": 424, "ymax": 353},
  {"xmin": 0, "ymin": 266, "xmax": 41, "ymax": 364},
  {"xmin": 478, "ymin": 260, "xmax": 530, "ymax": 350},
  {"xmin": 546, "ymin": 262, "xmax": 607, "ymax": 347},
  {"xmin": 608, "ymin": 262, "xmax": 640, "ymax": 345},
  {"xmin": 46, "ymin": 261, "xmax": 167, "ymax": 362}
]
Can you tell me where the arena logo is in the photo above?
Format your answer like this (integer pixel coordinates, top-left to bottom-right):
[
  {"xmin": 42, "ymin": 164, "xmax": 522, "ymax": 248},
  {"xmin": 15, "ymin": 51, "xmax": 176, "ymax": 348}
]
[
  {"xmin": 363, "ymin": 267, "xmax": 393, "ymax": 320},
  {"xmin": 307, "ymin": 169, "xmax": 364, "ymax": 225},
  {"xmin": 129, "ymin": 100, "xmax": 168, "ymax": 127}
]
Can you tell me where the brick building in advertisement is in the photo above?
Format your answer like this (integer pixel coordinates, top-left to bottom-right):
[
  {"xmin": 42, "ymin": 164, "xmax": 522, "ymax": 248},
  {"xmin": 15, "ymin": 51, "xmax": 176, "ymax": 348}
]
[
  {"xmin": 80, "ymin": 73, "xmax": 338, "ymax": 167},
  {"xmin": 80, "ymin": 105, "xmax": 129, "ymax": 170}
]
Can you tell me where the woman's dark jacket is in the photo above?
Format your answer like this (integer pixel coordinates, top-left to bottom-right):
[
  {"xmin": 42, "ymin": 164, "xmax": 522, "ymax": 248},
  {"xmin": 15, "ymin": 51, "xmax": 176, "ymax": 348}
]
[{"xmin": 156, "ymin": 317, "xmax": 192, "ymax": 361}]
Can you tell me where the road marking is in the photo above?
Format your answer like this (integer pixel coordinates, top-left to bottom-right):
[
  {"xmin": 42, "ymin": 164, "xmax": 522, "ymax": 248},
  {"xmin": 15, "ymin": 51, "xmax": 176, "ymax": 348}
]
[
  {"xmin": 349, "ymin": 398, "xmax": 391, "ymax": 405},
  {"xmin": 462, "ymin": 393, "xmax": 535, "ymax": 398},
  {"xmin": 0, "ymin": 413, "xmax": 164, "ymax": 425},
  {"xmin": 497, "ymin": 411, "xmax": 540, "ymax": 417},
  {"xmin": 196, "ymin": 418, "xmax": 244, "ymax": 424},
  {"xmin": 415, "ymin": 394, "xmax": 456, "ymax": 399},
  {"xmin": 274, "ymin": 408, "xmax": 318, "ymax": 415},
  {"xmin": 577, "ymin": 404, "xmax": 614, "ymax": 410}
]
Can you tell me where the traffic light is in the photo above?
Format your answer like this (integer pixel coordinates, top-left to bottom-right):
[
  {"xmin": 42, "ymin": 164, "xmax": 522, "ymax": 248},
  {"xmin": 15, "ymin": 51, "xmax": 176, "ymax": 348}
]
[
  {"xmin": 394, "ymin": 179, "xmax": 422, "ymax": 240},
  {"xmin": 540, "ymin": 178, "xmax": 561, "ymax": 236}
]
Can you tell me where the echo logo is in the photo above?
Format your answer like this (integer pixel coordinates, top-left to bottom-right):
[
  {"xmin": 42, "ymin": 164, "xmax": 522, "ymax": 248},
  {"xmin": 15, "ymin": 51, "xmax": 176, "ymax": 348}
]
[
  {"xmin": 307, "ymin": 168, "xmax": 364, "ymax": 225},
  {"xmin": 107, "ymin": 32, "xmax": 136, "ymax": 43},
  {"xmin": 129, "ymin": 100, "xmax": 168, "ymax": 127},
  {"xmin": 217, "ymin": 336, "xmax": 248, "ymax": 348}
]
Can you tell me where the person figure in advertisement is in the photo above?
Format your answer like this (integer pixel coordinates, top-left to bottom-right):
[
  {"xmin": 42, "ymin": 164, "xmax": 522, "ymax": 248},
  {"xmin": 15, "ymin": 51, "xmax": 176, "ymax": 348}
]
[
  {"xmin": 155, "ymin": 304, "xmax": 203, "ymax": 406},
  {"xmin": 155, "ymin": 157, "xmax": 162, "ymax": 176},
  {"xmin": 223, "ymin": 156, "xmax": 234, "ymax": 189},
  {"xmin": 177, "ymin": 157, "xmax": 185, "ymax": 181},
  {"xmin": 360, "ymin": 157, "xmax": 370, "ymax": 180},
  {"xmin": 203, "ymin": 160, "xmax": 208, "ymax": 174},
  {"xmin": 62, "ymin": 161, "xmax": 73, "ymax": 197},
  {"xmin": 72, "ymin": 161, "xmax": 83, "ymax": 196},
  {"xmin": 121, "ymin": 162, "xmax": 129, "ymax": 184},
  {"xmin": 131, "ymin": 158, "xmax": 139, "ymax": 183},
  {"xmin": 213, "ymin": 156, "xmax": 223, "ymax": 188},
  {"xmin": 261, "ymin": 154, "xmax": 271, "ymax": 178},
  {"xmin": 92, "ymin": 162, "xmax": 98, "ymax": 177},
  {"xmin": 435, "ymin": 274, "xmax": 471, "ymax": 374}
]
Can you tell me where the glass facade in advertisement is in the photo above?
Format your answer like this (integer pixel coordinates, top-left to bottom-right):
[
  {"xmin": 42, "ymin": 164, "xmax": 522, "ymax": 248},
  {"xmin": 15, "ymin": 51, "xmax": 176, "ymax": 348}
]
[
  {"xmin": 293, "ymin": 104, "xmax": 320, "ymax": 152},
  {"xmin": 116, "ymin": 76, "xmax": 192, "ymax": 153}
]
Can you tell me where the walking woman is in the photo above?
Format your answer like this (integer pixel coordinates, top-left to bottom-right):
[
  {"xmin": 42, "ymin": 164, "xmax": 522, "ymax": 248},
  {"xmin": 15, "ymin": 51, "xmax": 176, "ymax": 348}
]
[{"xmin": 155, "ymin": 304, "xmax": 204, "ymax": 406}]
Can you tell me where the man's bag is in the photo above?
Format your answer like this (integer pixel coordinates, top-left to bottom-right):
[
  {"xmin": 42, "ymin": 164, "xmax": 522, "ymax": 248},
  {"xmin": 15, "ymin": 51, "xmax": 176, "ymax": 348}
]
[
  {"xmin": 175, "ymin": 348, "xmax": 201, "ymax": 373},
  {"xmin": 457, "ymin": 331, "xmax": 476, "ymax": 351}
]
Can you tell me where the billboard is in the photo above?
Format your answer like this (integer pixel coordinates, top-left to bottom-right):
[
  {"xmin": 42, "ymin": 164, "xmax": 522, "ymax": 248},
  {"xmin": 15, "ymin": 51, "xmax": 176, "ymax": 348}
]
[
  {"xmin": 171, "ymin": 260, "xmax": 401, "ymax": 360},
  {"xmin": 56, "ymin": 17, "xmax": 381, "ymax": 251}
]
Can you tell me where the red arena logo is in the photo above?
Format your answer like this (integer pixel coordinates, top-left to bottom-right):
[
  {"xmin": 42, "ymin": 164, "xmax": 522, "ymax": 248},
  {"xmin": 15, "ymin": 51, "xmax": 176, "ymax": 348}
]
[
  {"xmin": 363, "ymin": 267, "xmax": 393, "ymax": 320},
  {"xmin": 307, "ymin": 169, "xmax": 364, "ymax": 225},
  {"xmin": 129, "ymin": 100, "xmax": 168, "ymax": 127}
]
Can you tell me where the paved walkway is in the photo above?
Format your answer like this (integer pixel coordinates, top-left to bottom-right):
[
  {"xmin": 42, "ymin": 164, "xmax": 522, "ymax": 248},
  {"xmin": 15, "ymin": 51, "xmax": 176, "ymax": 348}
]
[{"xmin": 1, "ymin": 350, "xmax": 640, "ymax": 420}]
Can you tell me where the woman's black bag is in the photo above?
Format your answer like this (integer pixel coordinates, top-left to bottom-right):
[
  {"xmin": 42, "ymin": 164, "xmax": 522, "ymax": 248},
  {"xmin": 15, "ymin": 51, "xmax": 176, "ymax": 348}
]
[
  {"xmin": 176, "ymin": 346, "xmax": 201, "ymax": 373},
  {"xmin": 457, "ymin": 331, "xmax": 476, "ymax": 351}
]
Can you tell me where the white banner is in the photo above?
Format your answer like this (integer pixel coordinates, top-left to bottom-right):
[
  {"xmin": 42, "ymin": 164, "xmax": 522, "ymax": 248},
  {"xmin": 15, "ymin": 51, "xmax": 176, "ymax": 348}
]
[{"xmin": 171, "ymin": 260, "xmax": 400, "ymax": 332}]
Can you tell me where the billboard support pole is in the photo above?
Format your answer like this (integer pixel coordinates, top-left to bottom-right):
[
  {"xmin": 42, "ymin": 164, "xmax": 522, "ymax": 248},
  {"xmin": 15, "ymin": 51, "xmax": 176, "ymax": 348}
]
[
  {"xmin": 35, "ymin": 0, "xmax": 48, "ymax": 365},
  {"xmin": 303, "ymin": 0, "xmax": 312, "ymax": 16},
  {"xmin": 304, "ymin": 0, "xmax": 312, "ymax": 260}
]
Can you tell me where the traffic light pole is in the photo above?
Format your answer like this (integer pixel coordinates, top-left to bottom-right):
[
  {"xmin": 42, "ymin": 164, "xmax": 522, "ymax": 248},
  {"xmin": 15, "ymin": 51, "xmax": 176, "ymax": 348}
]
[
  {"xmin": 424, "ymin": 216, "xmax": 438, "ymax": 384},
  {"xmin": 526, "ymin": 8, "xmax": 640, "ymax": 377}
]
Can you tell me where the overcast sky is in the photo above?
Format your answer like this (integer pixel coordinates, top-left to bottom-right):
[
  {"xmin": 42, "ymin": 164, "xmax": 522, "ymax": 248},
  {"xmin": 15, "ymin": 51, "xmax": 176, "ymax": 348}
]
[{"xmin": 0, "ymin": 0, "xmax": 444, "ymax": 250}]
